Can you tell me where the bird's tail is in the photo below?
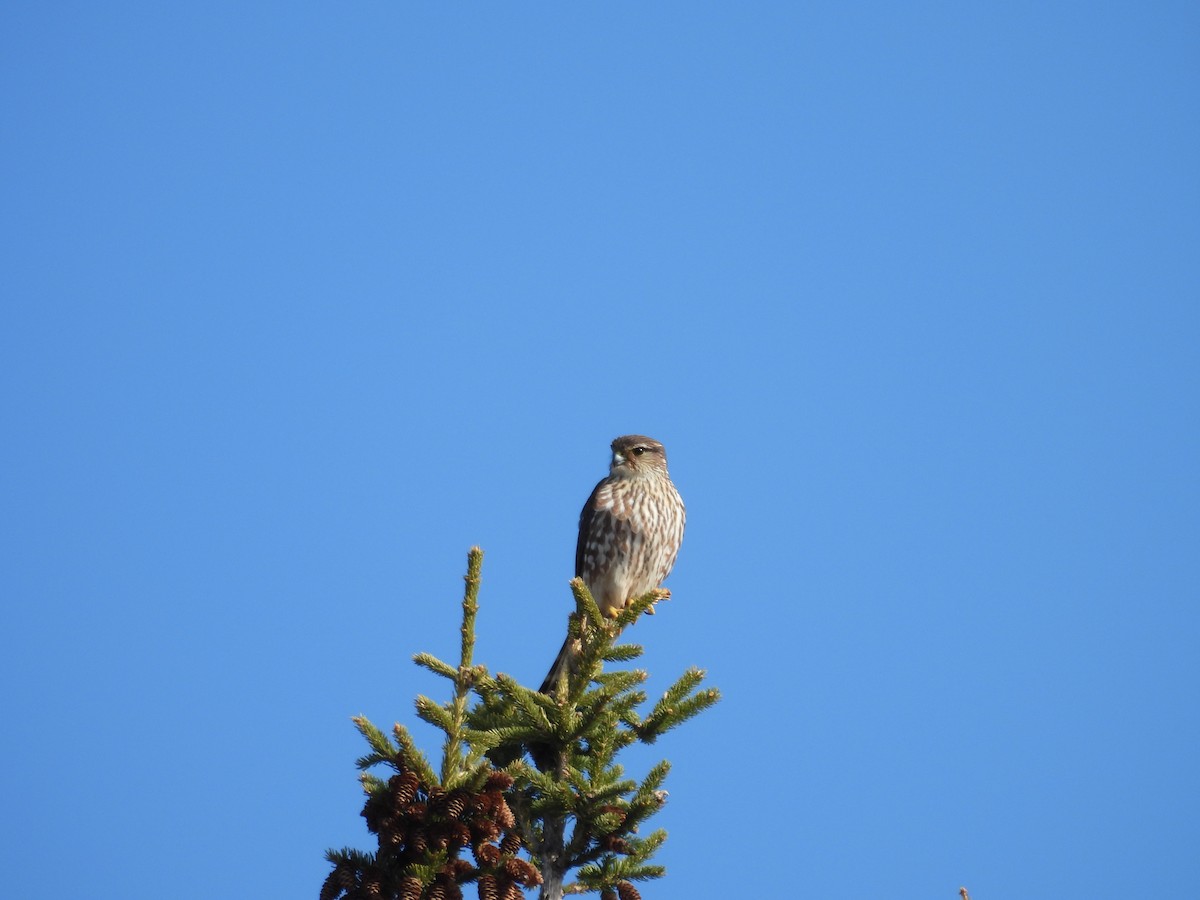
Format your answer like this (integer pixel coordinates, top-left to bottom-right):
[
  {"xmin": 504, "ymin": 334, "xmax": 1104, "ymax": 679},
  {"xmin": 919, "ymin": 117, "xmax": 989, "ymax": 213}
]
[
  {"xmin": 539, "ymin": 633, "xmax": 579, "ymax": 694},
  {"xmin": 531, "ymin": 633, "xmax": 579, "ymax": 771}
]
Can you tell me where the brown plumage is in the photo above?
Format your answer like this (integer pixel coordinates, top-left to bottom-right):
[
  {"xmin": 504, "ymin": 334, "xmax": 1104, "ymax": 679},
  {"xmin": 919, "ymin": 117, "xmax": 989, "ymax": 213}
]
[{"xmin": 539, "ymin": 435, "xmax": 686, "ymax": 694}]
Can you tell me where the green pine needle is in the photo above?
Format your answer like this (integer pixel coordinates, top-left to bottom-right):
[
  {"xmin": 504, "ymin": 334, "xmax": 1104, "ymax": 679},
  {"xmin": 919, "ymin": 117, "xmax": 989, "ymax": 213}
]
[
  {"xmin": 411, "ymin": 651, "xmax": 457, "ymax": 679},
  {"xmin": 352, "ymin": 715, "xmax": 397, "ymax": 759}
]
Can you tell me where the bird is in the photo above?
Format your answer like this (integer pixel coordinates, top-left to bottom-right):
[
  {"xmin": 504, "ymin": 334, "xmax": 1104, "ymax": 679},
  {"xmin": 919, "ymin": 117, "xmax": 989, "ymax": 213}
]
[{"xmin": 539, "ymin": 435, "xmax": 686, "ymax": 694}]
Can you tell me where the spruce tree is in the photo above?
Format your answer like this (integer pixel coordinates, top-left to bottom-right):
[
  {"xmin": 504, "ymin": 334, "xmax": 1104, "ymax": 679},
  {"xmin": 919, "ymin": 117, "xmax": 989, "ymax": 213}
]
[{"xmin": 323, "ymin": 548, "xmax": 719, "ymax": 900}]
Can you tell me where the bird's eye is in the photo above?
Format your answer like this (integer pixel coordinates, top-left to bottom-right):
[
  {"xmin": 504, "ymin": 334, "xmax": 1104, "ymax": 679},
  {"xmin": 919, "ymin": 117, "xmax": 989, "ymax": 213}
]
[{"xmin": 632, "ymin": 447, "xmax": 646, "ymax": 456}]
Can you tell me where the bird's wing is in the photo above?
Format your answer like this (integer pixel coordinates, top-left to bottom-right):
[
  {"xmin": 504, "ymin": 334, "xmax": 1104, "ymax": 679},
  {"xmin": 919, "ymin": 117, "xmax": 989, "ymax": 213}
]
[{"xmin": 576, "ymin": 477, "xmax": 616, "ymax": 577}]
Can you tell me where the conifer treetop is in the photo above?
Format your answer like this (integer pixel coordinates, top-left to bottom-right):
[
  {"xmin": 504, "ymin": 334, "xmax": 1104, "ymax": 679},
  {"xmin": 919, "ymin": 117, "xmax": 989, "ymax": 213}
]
[{"xmin": 323, "ymin": 548, "xmax": 719, "ymax": 900}]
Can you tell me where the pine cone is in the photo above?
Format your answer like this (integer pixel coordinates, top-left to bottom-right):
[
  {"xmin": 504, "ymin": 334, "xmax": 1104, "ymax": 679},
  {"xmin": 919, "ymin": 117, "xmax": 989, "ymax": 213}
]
[
  {"xmin": 473, "ymin": 842, "xmax": 501, "ymax": 867},
  {"xmin": 319, "ymin": 870, "xmax": 342, "ymax": 900},
  {"xmin": 450, "ymin": 822, "xmax": 472, "ymax": 849},
  {"xmin": 391, "ymin": 772, "xmax": 421, "ymax": 808},
  {"xmin": 492, "ymin": 797, "xmax": 516, "ymax": 831},
  {"xmin": 446, "ymin": 793, "xmax": 468, "ymax": 819},
  {"xmin": 470, "ymin": 820, "xmax": 501, "ymax": 845},
  {"xmin": 485, "ymin": 772, "xmax": 514, "ymax": 791},
  {"xmin": 600, "ymin": 835, "xmax": 630, "ymax": 854},
  {"xmin": 445, "ymin": 858, "xmax": 475, "ymax": 879},
  {"xmin": 477, "ymin": 874, "xmax": 499, "ymax": 900},
  {"xmin": 503, "ymin": 858, "xmax": 540, "ymax": 885}
]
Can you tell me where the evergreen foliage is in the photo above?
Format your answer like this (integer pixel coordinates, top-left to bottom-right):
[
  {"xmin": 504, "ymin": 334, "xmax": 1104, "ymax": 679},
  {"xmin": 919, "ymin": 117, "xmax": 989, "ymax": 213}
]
[{"xmin": 323, "ymin": 548, "xmax": 719, "ymax": 900}]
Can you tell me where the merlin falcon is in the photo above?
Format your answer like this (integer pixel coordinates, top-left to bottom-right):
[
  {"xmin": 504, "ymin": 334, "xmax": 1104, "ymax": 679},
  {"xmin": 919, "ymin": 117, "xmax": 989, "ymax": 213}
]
[{"xmin": 540, "ymin": 435, "xmax": 686, "ymax": 693}]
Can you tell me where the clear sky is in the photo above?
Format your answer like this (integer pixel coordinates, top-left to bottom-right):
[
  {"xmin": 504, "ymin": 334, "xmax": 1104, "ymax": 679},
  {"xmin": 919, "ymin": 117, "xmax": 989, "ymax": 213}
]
[{"xmin": 3, "ymin": 4, "xmax": 1197, "ymax": 898}]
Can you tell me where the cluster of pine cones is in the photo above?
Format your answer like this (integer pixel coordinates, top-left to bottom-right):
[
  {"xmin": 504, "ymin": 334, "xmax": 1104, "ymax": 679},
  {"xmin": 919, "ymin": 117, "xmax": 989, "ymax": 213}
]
[{"xmin": 321, "ymin": 768, "xmax": 540, "ymax": 900}]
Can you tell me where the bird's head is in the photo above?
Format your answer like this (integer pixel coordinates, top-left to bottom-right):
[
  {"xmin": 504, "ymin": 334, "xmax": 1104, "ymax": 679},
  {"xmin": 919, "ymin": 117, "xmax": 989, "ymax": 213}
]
[{"xmin": 609, "ymin": 435, "xmax": 669, "ymax": 478}]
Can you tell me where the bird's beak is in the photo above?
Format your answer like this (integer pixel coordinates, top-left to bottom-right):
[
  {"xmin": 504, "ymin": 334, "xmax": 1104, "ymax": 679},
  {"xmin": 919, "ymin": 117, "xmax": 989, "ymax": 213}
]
[{"xmin": 612, "ymin": 451, "xmax": 626, "ymax": 468}]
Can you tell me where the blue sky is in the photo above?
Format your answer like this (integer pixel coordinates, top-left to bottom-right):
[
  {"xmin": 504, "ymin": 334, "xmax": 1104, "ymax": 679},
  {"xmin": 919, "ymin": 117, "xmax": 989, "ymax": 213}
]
[{"xmin": 3, "ymin": 4, "xmax": 1197, "ymax": 898}]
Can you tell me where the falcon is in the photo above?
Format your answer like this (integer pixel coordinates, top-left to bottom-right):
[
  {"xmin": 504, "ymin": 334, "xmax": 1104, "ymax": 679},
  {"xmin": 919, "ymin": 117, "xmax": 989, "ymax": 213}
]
[{"xmin": 540, "ymin": 435, "xmax": 686, "ymax": 693}]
